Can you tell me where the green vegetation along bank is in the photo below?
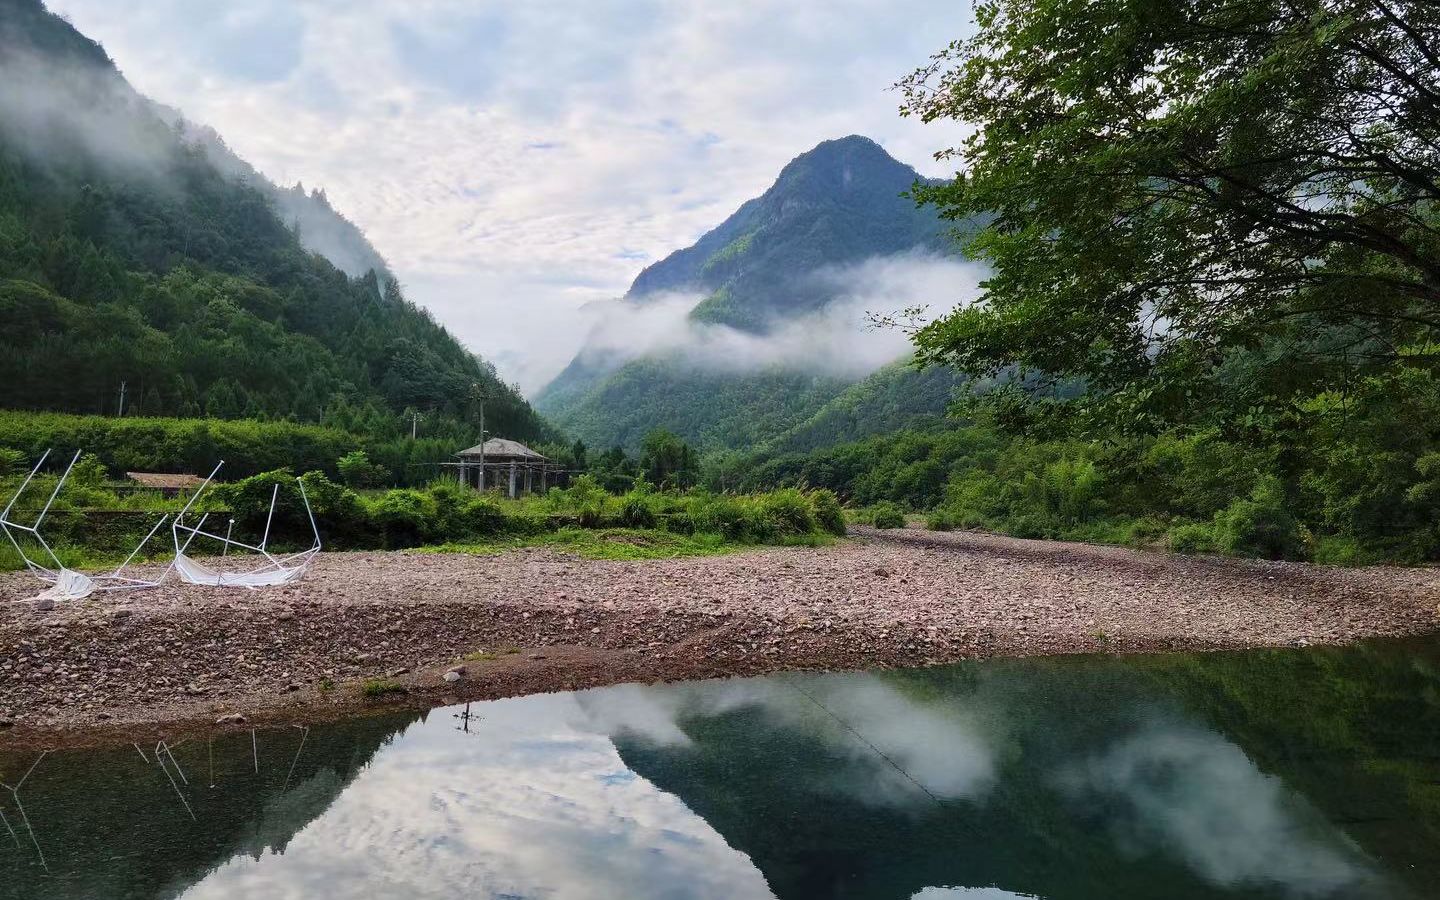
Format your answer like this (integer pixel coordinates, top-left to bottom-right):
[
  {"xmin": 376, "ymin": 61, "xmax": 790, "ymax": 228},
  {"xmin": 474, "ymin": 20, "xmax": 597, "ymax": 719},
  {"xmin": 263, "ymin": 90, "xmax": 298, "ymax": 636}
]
[
  {"xmin": 0, "ymin": 462, "xmax": 845, "ymax": 573},
  {"xmin": 735, "ymin": 392, "xmax": 1440, "ymax": 566}
]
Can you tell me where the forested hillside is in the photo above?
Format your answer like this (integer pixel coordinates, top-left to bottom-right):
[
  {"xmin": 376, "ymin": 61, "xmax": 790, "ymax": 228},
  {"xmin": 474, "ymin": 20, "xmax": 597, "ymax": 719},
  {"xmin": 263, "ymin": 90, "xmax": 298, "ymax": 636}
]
[
  {"xmin": 538, "ymin": 136, "xmax": 977, "ymax": 451},
  {"xmin": 0, "ymin": 0, "xmax": 549, "ymax": 443},
  {"xmin": 759, "ymin": 358, "xmax": 967, "ymax": 454},
  {"xmin": 740, "ymin": 0, "xmax": 1440, "ymax": 565}
]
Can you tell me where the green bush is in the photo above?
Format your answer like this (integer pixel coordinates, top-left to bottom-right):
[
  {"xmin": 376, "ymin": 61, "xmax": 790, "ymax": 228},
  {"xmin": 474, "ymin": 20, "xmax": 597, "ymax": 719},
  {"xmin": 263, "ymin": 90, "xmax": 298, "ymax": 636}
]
[
  {"xmin": 1212, "ymin": 477, "xmax": 1305, "ymax": 560},
  {"xmin": 1168, "ymin": 522, "xmax": 1216, "ymax": 554},
  {"xmin": 459, "ymin": 495, "xmax": 510, "ymax": 536},
  {"xmin": 619, "ymin": 492, "xmax": 659, "ymax": 529},
  {"xmin": 337, "ymin": 450, "xmax": 387, "ymax": 488},
  {"xmin": 367, "ymin": 489, "xmax": 435, "ymax": 548},
  {"xmin": 809, "ymin": 489, "xmax": 847, "ymax": 536},
  {"xmin": 549, "ymin": 475, "xmax": 612, "ymax": 527},
  {"xmin": 687, "ymin": 493, "xmax": 750, "ymax": 540},
  {"xmin": 762, "ymin": 488, "xmax": 816, "ymax": 535},
  {"xmin": 865, "ymin": 501, "xmax": 907, "ymax": 529},
  {"xmin": 926, "ymin": 509, "xmax": 956, "ymax": 531},
  {"xmin": 0, "ymin": 447, "xmax": 25, "ymax": 477},
  {"xmin": 1310, "ymin": 535, "xmax": 1372, "ymax": 567},
  {"xmin": 1123, "ymin": 515, "xmax": 1169, "ymax": 546}
]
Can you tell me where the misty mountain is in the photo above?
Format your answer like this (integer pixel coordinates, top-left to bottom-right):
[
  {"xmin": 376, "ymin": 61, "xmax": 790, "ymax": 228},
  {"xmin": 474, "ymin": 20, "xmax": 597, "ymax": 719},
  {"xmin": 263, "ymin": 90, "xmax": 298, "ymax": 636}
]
[
  {"xmin": 537, "ymin": 136, "xmax": 975, "ymax": 452},
  {"xmin": 0, "ymin": 0, "xmax": 548, "ymax": 440},
  {"xmin": 162, "ymin": 107, "xmax": 391, "ymax": 280},
  {"xmin": 629, "ymin": 135, "xmax": 948, "ymax": 330}
]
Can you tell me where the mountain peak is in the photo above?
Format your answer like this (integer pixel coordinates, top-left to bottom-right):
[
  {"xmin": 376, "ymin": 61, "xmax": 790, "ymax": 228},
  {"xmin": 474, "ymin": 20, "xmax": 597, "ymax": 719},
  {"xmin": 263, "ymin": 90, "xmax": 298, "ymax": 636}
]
[
  {"xmin": 623, "ymin": 135, "xmax": 942, "ymax": 327},
  {"xmin": 768, "ymin": 134, "xmax": 920, "ymax": 201},
  {"xmin": 782, "ymin": 134, "xmax": 906, "ymax": 169}
]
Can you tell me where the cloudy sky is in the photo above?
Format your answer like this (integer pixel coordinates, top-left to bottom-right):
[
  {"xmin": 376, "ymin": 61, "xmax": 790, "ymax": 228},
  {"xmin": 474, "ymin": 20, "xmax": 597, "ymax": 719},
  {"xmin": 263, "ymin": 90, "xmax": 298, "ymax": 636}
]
[{"xmin": 47, "ymin": 1, "xmax": 973, "ymax": 392}]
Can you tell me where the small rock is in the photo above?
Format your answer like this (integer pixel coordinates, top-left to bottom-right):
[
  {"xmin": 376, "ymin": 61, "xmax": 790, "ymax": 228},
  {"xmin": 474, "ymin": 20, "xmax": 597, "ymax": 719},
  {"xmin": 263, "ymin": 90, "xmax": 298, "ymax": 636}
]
[
  {"xmin": 874, "ymin": 567, "xmax": 891, "ymax": 578},
  {"xmin": 443, "ymin": 671, "xmax": 462, "ymax": 683},
  {"xmin": 215, "ymin": 713, "xmax": 247, "ymax": 725},
  {"xmin": 33, "ymin": 597, "xmax": 55, "ymax": 612},
  {"xmin": 528, "ymin": 653, "xmax": 548, "ymax": 661},
  {"xmin": 388, "ymin": 667, "xmax": 410, "ymax": 677},
  {"xmin": 110, "ymin": 609, "xmax": 133, "ymax": 622},
  {"xmin": 0, "ymin": 717, "xmax": 13, "ymax": 729},
  {"xmin": 95, "ymin": 712, "xmax": 112, "ymax": 721}
]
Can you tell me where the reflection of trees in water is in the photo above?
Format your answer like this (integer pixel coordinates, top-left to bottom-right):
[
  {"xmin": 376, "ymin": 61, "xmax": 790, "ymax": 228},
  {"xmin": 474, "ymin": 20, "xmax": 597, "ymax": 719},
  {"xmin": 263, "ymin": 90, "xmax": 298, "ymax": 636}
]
[
  {"xmin": 0, "ymin": 642, "xmax": 1435, "ymax": 900},
  {"xmin": 0, "ymin": 711, "xmax": 422, "ymax": 900},
  {"xmin": 607, "ymin": 642, "xmax": 1440, "ymax": 900}
]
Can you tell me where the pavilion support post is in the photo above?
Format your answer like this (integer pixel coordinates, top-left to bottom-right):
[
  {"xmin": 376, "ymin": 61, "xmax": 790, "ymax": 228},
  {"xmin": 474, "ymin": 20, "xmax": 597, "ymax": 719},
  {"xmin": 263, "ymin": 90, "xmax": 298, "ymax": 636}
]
[
  {"xmin": 525, "ymin": 466, "xmax": 532, "ymax": 494},
  {"xmin": 478, "ymin": 463, "xmax": 485, "ymax": 492},
  {"xmin": 541, "ymin": 468, "xmax": 548, "ymax": 494},
  {"xmin": 508, "ymin": 462, "xmax": 517, "ymax": 499}
]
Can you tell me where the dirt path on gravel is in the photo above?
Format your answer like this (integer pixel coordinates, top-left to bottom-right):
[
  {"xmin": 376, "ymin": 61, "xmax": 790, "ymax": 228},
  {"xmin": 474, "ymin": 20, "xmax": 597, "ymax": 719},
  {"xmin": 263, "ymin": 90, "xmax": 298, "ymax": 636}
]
[{"xmin": 2, "ymin": 526, "xmax": 1437, "ymax": 746}]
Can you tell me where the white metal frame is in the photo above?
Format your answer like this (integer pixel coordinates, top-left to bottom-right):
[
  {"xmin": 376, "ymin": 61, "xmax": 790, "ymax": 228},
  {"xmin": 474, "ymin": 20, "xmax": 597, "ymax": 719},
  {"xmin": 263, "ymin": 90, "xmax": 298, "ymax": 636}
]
[
  {"xmin": 1, "ymin": 449, "xmax": 174, "ymax": 601},
  {"xmin": 170, "ymin": 461, "xmax": 321, "ymax": 588}
]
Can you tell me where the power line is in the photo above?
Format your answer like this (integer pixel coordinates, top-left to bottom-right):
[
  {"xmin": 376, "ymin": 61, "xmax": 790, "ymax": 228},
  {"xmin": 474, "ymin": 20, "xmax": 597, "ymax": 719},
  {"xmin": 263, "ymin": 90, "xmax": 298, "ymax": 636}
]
[{"xmin": 784, "ymin": 679, "xmax": 944, "ymax": 807}]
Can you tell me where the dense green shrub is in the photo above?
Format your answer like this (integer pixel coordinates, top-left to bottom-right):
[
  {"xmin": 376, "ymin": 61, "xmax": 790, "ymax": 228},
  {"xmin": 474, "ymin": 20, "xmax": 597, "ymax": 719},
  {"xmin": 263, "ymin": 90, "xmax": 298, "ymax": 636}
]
[
  {"xmin": 926, "ymin": 509, "xmax": 956, "ymax": 531},
  {"xmin": 619, "ymin": 492, "xmax": 659, "ymax": 529},
  {"xmin": 337, "ymin": 450, "xmax": 387, "ymax": 488},
  {"xmin": 1168, "ymin": 522, "xmax": 1216, "ymax": 554},
  {"xmin": 762, "ymin": 488, "xmax": 816, "ymax": 535},
  {"xmin": 686, "ymin": 493, "xmax": 750, "ymax": 541},
  {"xmin": 1310, "ymin": 535, "xmax": 1371, "ymax": 567},
  {"xmin": 865, "ymin": 502, "xmax": 907, "ymax": 529},
  {"xmin": 365, "ymin": 489, "xmax": 435, "ymax": 548},
  {"xmin": 1212, "ymin": 478, "xmax": 1305, "ymax": 560},
  {"xmin": 809, "ymin": 489, "xmax": 847, "ymax": 536},
  {"xmin": 0, "ymin": 447, "xmax": 24, "ymax": 477}
]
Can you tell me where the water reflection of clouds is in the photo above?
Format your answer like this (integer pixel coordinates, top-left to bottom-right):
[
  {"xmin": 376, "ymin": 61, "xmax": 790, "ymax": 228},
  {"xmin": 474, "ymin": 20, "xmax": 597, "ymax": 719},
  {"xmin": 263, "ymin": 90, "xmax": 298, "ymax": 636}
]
[
  {"xmin": 913, "ymin": 888, "xmax": 1040, "ymax": 899},
  {"xmin": 1056, "ymin": 725, "xmax": 1375, "ymax": 897},
  {"xmin": 173, "ymin": 669, "xmax": 1393, "ymax": 900},
  {"xmin": 179, "ymin": 691, "xmax": 777, "ymax": 900},
  {"xmin": 574, "ymin": 675, "xmax": 998, "ymax": 807}
]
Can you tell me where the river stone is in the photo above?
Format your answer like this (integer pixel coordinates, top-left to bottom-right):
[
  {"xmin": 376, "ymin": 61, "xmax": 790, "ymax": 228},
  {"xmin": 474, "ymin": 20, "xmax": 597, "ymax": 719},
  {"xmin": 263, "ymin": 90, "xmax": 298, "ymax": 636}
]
[
  {"xmin": 443, "ymin": 671, "xmax": 462, "ymax": 683},
  {"xmin": 215, "ymin": 713, "xmax": 247, "ymax": 725},
  {"xmin": 33, "ymin": 597, "xmax": 55, "ymax": 612}
]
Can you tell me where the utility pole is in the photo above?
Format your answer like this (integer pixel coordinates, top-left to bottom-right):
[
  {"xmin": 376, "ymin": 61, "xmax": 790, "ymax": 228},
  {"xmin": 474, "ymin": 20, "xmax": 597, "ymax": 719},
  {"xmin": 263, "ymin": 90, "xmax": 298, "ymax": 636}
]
[
  {"xmin": 409, "ymin": 410, "xmax": 422, "ymax": 440},
  {"xmin": 470, "ymin": 382, "xmax": 490, "ymax": 491},
  {"xmin": 117, "ymin": 380, "xmax": 127, "ymax": 417}
]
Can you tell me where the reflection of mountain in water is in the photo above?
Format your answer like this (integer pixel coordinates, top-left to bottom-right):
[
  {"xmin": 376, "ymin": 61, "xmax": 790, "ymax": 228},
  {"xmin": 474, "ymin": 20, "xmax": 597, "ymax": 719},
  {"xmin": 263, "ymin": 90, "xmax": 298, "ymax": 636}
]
[
  {"xmin": 604, "ymin": 643, "xmax": 1440, "ymax": 900},
  {"xmin": 0, "ymin": 710, "xmax": 423, "ymax": 900},
  {"xmin": 2, "ymin": 641, "xmax": 1437, "ymax": 900}
]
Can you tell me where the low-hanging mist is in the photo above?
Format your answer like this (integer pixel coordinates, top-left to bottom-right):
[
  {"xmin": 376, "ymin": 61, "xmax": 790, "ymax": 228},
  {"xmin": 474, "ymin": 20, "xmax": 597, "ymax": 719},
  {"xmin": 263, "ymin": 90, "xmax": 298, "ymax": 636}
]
[
  {"xmin": 544, "ymin": 251, "xmax": 984, "ymax": 392},
  {"xmin": 0, "ymin": 36, "xmax": 388, "ymax": 280}
]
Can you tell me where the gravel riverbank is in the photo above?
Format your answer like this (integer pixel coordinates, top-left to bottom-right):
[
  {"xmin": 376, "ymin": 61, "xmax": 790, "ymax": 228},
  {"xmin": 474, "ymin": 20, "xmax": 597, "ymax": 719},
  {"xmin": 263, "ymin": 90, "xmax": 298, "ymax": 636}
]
[{"xmin": 2, "ymin": 527, "xmax": 1437, "ymax": 744}]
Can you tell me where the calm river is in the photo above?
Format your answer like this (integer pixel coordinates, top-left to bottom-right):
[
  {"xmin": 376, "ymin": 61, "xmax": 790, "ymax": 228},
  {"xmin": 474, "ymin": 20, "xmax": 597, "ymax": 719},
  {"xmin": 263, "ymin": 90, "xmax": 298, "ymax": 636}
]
[{"xmin": 2, "ymin": 638, "xmax": 1437, "ymax": 899}]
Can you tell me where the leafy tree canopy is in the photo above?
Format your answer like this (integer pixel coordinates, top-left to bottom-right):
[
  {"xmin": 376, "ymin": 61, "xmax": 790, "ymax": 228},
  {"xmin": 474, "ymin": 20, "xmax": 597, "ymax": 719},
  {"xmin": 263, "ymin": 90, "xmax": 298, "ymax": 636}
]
[{"xmin": 900, "ymin": 0, "xmax": 1440, "ymax": 431}]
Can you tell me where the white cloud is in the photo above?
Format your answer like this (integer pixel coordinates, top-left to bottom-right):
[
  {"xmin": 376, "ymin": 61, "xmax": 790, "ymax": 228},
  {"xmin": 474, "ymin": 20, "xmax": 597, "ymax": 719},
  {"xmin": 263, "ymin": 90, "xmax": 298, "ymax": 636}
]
[
  {"xmin": 544, "ymin": 251, "xmax": 984, "ymax": 392},
  {"xmin": 181, "ymin": 690, "xmax": 777, "ymax": 900},
  {"xmin": 575, "ymin": 671, "xmax": 998, "ymax": 807},
  {"xmin": 46, "ymin": 0, "xmax": 974, "ymax": 393},
  {"xmin": 1056, "ymin": 725, "xmax": 1374, "ymax": 896}
]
